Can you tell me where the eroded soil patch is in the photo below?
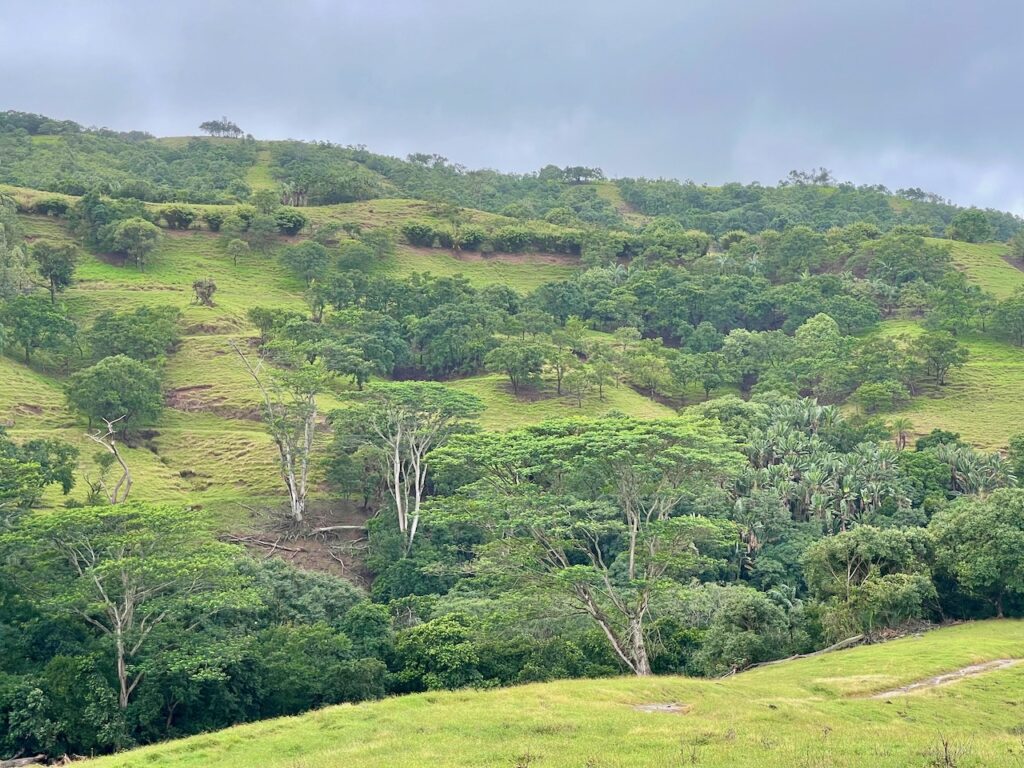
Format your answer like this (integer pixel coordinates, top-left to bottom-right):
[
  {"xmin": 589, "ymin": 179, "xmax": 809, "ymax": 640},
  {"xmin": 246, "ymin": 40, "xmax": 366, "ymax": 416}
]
[{"xmin": 869, "ymin": 659, "xmax": 1021, "ymax": 698}]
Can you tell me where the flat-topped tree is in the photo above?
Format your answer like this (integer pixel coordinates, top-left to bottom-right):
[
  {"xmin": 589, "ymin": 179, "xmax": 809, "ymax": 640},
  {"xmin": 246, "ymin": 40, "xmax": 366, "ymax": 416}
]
[{"xmin": 199, "ymin": 116, "xmax": 243, "ymax": 138}]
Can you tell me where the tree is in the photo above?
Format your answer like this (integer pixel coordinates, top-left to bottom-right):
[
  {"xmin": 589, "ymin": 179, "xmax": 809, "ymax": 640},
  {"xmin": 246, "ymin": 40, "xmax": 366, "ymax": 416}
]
[
  {"xmin": 198, "ymin": 117, "xmax": 243, "ymax": 138},
  {"xmin": 110, "ymin": 217, "xmax": 160, "ymax": 270},
  {"xmin": 947, "ymin": 208, "xmax": 993, "ymax": 243},
  {"xmin": 226, "ymin": 237, "xmax": 250, "ymax": 266},
  {"xmin": 563, "ymin": 366, "xmax": 593, "ymax": 406},
  {"xmin": 66, "ymin": 355, "xmax": 163, "ymax": 432},
  {"xmin": 335, "ymin": 382, "xmax": 482, "ymax": 552},
  {"xmin": 890, "ymin": 417, "xmax": 914, "ymax": 451},
  {"xmin": 250, "ymin": 188, "xmax": 281, "ymax": 215},
  {"xmin": 31, "ymin": 240, "xmax": 77, "ymax": 303},
  {"xmin": 484, "ymin": 341, "xmax": 546, "ymax": 394},
  {"xmin": 995, "ymin": 288, "xmax": 1024, "ymax": 346},
  {"xmin": 85, "ymin": 305, "xmax": 180, "ymax": 362},
  {"xmin": 430, "ymin": 416, "xmax": 743, "ymax": 675},
  {"xmin": 281, "ymin": 241, "xmax": 331, "ymax": 286},
  {"xmin": 0, "ymin": 195, "xmax": 34, "ymax": 300},
  {"xmin": 911, "ymin": 331, "xmax": 969, "ymax": 385},
  {"xmin": 930, "ymin": 489, "xmax": 1024, "ymax": 617},
  {"xmin": 84, "ymin": 416, "xmax": 133, "ymax": 504},
  {"xmin": 2, "ymin": 295, "xmax": 78, "ymax": 366},
  {"xmin": 803, "ymin": 526, "xmax": 934, "ymax": 640},
  {"xmin": 232, "ymin": 342, "xmax": 335, "ymax": 523},
  {"xmin": 1, "ymin": 503, "xmax": 256, "ymax": 709},
  {"xmin": 192, "ymin": 278, "xmax": 217, "ymax": 307},
  {"xmin": 160, "ymin": 204, "xmax": 197, "ymax": 230}
]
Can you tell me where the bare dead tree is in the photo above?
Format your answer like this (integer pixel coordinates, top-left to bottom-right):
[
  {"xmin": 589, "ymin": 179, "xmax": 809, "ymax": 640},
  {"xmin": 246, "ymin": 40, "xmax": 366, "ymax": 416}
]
[{"xmin": 85, "ymin": 416, "xmax": 132, "ymax": 504}]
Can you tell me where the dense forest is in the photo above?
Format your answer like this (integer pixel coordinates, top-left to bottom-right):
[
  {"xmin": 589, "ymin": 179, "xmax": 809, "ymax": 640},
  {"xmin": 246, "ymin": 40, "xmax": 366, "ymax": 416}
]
[{"xmin": 1, "ymin": 110, "xmax": 1024, "ymax": 761}]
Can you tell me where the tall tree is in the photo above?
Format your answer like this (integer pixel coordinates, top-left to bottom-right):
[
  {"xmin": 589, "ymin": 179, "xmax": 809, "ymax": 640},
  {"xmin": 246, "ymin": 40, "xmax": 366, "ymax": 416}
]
[
  {"xmin": 1, "ymin": 503, "xmax": 256, "ymax": 709},
  {"xmin": 232, "ymin": 341, "xmax": 335, "ymax": 523},
  {"xmin": 431, "ymin": 416, "xmax": 743, "ymax": 675},
  {"xmin": 334, "ymin": 382, "xmax": 482, "ymax": 552},
  {"xmin": 31, "ymin": 240, "xmax": 77, "ymax": 303}
]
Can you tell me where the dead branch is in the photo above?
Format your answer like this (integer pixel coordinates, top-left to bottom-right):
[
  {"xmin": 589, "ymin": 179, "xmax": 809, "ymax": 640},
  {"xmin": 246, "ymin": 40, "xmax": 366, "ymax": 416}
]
[{"xmin": 85, "ymin": 415, "xmax": 132, "ymax": 504}]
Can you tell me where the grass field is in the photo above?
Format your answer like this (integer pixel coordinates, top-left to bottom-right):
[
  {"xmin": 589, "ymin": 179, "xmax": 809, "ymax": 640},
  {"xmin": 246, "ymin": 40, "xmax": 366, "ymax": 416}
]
[
  {"xmin": 933, "ymin": 237, "xmax": 1024, "ymax": 299},
  {"xmin": 0, "ymin": 212, "xmax": 590, "ymax": 515},
  {"xmin": 878, "ymin": 320, "xmax": 1024, "ymax": 450},
  {"xmin": 447, "ymin": 373, "xmax": 674, "ymax": 431},
  {"xmin": 82, "ymin": 620, "xmax": 1024, "ymax": 768}
]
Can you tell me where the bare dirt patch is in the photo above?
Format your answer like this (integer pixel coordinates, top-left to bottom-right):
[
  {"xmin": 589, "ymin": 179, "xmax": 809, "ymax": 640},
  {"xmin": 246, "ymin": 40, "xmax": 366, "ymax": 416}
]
[
  {"xmin": 226, "ymin": 502, "xmax": 373, "ymax": 585},
  {"xmin": 633, "ymin": 702, "xmax": 691, "ymax": 714},
  {"xmin": 1003, "ymin": 254, "xmax": 1024, "ymax": 274},
  {"xmin": 869, "ymin": 659, "xmax": 1021, "ymax": 699}
]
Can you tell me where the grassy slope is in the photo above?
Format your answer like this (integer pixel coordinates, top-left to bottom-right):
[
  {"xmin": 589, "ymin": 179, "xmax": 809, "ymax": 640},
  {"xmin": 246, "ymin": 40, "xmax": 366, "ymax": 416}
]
[
  {"xmin": 448, "ymin": 374, "xmax": 674, "ymax": 431},
  {"xmin": 877, "ymin": 320, "xmax": 1024, "ymax": 451},
  {"xmin": 83, "ymin": 620, "xmax": 1024, "ymax": 768},
  {"xmin": 0, "ymin": 211, "xmax": 603, "ymax": 517},
  {"xmin": 933, "ymin": 237, "xmax": 1024, "ymax": 299}
]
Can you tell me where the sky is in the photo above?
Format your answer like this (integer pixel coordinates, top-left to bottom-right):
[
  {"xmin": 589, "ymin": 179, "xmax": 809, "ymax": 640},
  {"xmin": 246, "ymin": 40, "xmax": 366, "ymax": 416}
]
[{"xmin": 2, "ymin": 0, "xmax": 1022, "ymax": 213}]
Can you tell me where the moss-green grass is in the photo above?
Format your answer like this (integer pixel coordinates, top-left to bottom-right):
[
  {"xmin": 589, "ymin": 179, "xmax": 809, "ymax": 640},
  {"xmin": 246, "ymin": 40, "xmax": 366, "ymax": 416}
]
[
  {"xmin": 930, "ymin": 237, "xmax": 1024, "ymax": 299},
  {"xmin": 877, "ymin": 320, "xmax": 1024, "ymax": 449},
  {"xmin": 446, "ymin": 373, "xmax": 675, "ymax": 431},
  {"xmin": 245, "ymin": 149, "xmax": 276, "ymax": 191},
  {"xmin": 82, "ymin": 620, "xmax": 1024, "ymax": 768}
]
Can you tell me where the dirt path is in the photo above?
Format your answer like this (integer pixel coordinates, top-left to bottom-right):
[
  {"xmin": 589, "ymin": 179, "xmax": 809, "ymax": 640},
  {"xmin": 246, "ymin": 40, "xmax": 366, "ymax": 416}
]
[
  {"xmin": 869, "ymin": 658, "xmax": 1021, "ymax": 698},
  {"xmin": 1003, "ymin": 254, "xmax": 1024, "ymax": 274}
]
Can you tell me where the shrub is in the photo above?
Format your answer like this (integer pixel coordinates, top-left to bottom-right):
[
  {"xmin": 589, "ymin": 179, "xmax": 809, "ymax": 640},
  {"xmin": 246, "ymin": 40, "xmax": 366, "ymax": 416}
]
[{"xmin": 274, "ymin": 207, "xmax": 308, "ymax": 235}]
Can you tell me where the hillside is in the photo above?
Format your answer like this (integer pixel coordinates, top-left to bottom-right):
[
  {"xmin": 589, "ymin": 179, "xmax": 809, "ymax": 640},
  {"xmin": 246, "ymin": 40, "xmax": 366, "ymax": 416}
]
[
  {"xmin": 3, "ymin": 112, "xmax": 1024, "ymax": 765},
  {"xmin": 82, "ymin": 621, "xmax": 1024, "ymax": 768}
]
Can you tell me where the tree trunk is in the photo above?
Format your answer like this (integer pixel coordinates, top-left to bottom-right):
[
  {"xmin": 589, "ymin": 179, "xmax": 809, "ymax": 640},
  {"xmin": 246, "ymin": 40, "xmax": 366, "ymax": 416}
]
[
  {"xmin": 116, "ymin": 630, "xmax": 130, "ymax": 709},
  {"xmin": 627, "ymin": 617, "xmax": 651, "ymax": 676}
]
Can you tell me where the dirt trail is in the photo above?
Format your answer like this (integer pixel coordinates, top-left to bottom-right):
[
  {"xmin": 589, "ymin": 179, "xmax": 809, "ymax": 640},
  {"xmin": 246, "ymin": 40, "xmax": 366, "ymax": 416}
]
[{"xmin": 869, "ymin": 658, "xmax": 1021, "ymax": 698}]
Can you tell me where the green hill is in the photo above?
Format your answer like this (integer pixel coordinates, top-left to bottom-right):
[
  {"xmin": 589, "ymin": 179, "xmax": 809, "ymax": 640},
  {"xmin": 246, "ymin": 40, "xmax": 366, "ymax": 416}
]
[{"xmin": 82, "ymin": 620, "xmax": 1024, "ymax": 768}]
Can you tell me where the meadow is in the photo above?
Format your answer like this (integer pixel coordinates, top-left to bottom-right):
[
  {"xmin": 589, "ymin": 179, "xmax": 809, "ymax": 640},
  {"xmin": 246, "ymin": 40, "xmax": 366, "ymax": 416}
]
[{"xmin": 81, "ymin": 620, "xmax": 1024, "ymax": 768}]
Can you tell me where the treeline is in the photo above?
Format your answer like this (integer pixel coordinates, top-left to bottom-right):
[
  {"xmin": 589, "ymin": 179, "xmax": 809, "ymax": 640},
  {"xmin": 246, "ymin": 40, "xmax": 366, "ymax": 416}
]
[
  {"xmin": 3, "ymin": 395, "xmax": 1022, "ymax": 758},
  {"xmin": 618, "ymin": 176, "xmax": 1023, "ymax": 239},
  {"xmin": 0, "ymin": 112, "xmax": 255, "ymax": 203}
]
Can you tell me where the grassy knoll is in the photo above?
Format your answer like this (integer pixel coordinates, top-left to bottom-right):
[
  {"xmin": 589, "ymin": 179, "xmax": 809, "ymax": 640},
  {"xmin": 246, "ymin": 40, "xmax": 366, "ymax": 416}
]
[
  {"xmin": 878, "ymin": 320, "xmax": 1024, "ymax": 449},
  {"xmin": 931, "ymin": 237, "xmax": 1024, "ymax": 299},
  {"xmin": 447, "ymin": 373, "xmax": 674, "ymax": 431},
  {"xmin": 82, "ymin": 620, "xmax": 1024, "ymax": 768}
]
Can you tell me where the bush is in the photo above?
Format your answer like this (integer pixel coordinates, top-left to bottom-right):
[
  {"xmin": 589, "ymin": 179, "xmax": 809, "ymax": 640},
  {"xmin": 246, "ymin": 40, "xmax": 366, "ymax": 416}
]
[
  {"xmin": 31, "ymin": 197, "xmax": 70, "ymax": 216},
  {"xmin": 456, "ymin": 225, "xmax": 487, "ymax": 251},
  {"xmin": 401, "ymin": 220, "xmax": 441, "ymax": 247},
  {"xmin": 202, "ymin": 209, "xmax": 226, "ymax": 232},
  {"xmin": 274, "ymin": 207, "xmax": 308, "ymax": 235},
  {"xmin": 161, "ymin": 204, "xmax": 198, "ymax": 230}
]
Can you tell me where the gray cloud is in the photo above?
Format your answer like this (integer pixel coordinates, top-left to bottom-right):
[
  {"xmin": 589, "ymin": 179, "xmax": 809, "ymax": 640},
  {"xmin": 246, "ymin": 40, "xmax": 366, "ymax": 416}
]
[{"xmin": 1, "ymin": 0, "xmax": 1022, "ymax": 212}]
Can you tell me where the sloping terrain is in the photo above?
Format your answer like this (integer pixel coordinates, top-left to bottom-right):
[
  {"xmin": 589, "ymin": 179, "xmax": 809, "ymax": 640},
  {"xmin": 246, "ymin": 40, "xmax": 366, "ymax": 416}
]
[{"xmin": 81, "ymin": 620, "xmax": 1024, "ymax": 768}]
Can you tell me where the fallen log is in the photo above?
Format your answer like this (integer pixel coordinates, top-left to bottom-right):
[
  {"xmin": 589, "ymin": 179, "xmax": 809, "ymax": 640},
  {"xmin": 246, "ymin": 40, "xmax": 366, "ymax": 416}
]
[
  {"xmin": 1, "ymin": 755, "xmax": 46, "ymax": 768},
  {"xmin": 719, "ymin": 634, "xmax": 866, "ymax": 677}
]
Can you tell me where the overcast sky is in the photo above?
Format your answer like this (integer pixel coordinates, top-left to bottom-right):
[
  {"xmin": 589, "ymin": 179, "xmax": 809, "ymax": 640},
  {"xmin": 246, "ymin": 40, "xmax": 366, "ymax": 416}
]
[{"xmin": 2, "ymin": 0, "xmax": 1022, "ymax": 213}]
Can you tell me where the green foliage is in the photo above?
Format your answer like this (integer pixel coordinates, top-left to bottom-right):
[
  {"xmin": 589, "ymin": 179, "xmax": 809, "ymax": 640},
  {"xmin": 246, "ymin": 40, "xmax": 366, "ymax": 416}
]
[
  {"xmin": 110, "ymin": 217, "xmax": 161, "ymax": 270},
  {"xmin": 0, "ymin": 294, "xmax": 77, "ymax": 364},
  {"xmin": 947, "ymin": 207, "xmax": 994, "ymax": 243},
  {"xmin": 280, "ymin": 240, "xmax": 331, "ymax": 285},
  {"xmin": 930, "ymin": 489, "xmax": 1024, "ymax": 616},
  {"xmin": 803, "ymin": 526, "xmax": 935, "ymax": 640},
  {"xmin": 31, "ymin": 239, "xmax": 77, "ymax": 302},
  {"xmin": 484, "ymin": 340, "xmax": 547, "ymax": 393},
  {"xmin": 86, "ymin": 305, "xmax": 181, "ymax": 362},
  {"xmin": 66, "ymin": 355, "xmax": 163, "ymax": 430}
]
